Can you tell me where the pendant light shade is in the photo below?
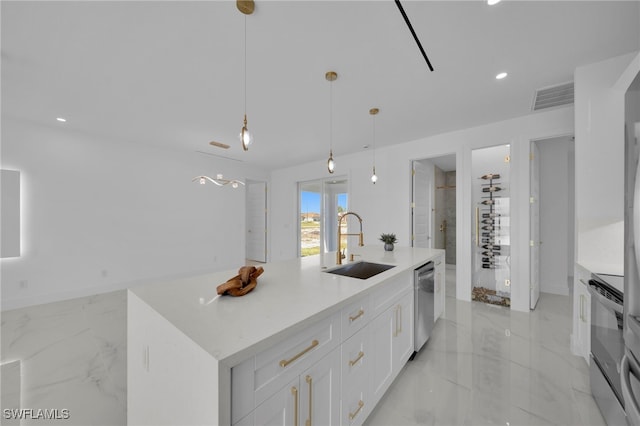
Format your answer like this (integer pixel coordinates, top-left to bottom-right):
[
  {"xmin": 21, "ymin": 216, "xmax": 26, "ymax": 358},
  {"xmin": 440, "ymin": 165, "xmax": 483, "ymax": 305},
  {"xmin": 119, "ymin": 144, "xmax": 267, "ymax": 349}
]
[
  {"xmin": 326, "ymin": 71, "xmax": 338, "ymax": 174},
  {"xmin": 327, "ymin": 150, "xmax": 335, "ymax": 174},
  {"xmin": 370, "ymin": 108, "xmax": 379, "ymax": 184},
  {"xmin": 240, "ymin": 114, "xmax": 253, "ymax": 151}
]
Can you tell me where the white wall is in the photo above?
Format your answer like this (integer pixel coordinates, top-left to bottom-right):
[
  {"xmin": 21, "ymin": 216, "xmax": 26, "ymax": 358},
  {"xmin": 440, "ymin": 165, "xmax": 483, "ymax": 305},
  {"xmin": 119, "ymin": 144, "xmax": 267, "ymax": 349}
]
[
  {"xmin": 574, "ymin": 51, "xmax": 640, "ymax": 274},
  {"xmin": 537, "ymin": 136, "xmax": 573, "ymax": 295},
  {"xmin": 270, "ymin": 107, "xmax": 574, "ymax": 312},
  {"xmin": 1, "ymin": 119, "xmax": 268, "ymax": 310}
]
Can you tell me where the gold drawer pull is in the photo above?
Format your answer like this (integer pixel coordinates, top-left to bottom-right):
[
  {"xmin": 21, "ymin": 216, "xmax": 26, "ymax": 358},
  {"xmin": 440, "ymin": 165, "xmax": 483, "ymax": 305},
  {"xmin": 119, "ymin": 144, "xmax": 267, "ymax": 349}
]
[
  {"xmin": 349, "ymin": 351, "xmax": 365, "ymax": 367},
  {"xmin": 291, "ymin": 386, "xmax": 299, "ymax": 426},
  {"xmin": 280, "ymin": 340, "xmax": 319, "ymax": 368},
  {"xmin": 348, "ymin": 400, "xmax": 364, "ymax": 421},
  {"xmin": 305, "ymin": 375, "xmax": 313, "ymax": 426},
  {"xmin": 349, "ymin": 309, "xmax": 365, "ymax": 322}
]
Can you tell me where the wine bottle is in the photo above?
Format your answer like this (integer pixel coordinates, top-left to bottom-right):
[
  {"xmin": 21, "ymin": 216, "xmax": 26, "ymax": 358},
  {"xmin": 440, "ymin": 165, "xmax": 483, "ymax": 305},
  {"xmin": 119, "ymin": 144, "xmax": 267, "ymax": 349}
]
[
  {"xmin": 482, "ymin": 244, "xmax": 501, "ymax": 251},
  {"xmin": 481, "ymin": 219, "xmax": 495, "ymax": 225},
  {"xmin": 482, "ymin": 213, "xmax": 501, "ymax": 218},
  {"xmin": 481, "ymin": 225, "xmax": 495, "ymax": 231},
  {"xmin": 482, "ymin": 186, "xmax": 502, "ymax": 193},
  {"xmin": 481, "ymin": 251, "xmax": 495, "ymax": 257},
  {"xmin": 480, "ymin": 199, "xmax": 495, "ymax": 205},
  {"xmin": 482, "ymin": 264, "xmax": 495, "ymax": 269},
  {"xmin": 480, "ymin": 173, "xmax": 501, "ymax": 180},
  {"xmin": 482, "ymin": 232, "xmax": 494, "ymax": 237}
]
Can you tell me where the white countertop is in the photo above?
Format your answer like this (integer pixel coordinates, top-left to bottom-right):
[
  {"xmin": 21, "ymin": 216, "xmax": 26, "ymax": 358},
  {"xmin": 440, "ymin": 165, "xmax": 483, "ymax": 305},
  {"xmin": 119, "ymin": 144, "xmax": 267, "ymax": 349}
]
[{"xmin": 130, "ymin": 247, "xmax": 443, "ymax": 366}]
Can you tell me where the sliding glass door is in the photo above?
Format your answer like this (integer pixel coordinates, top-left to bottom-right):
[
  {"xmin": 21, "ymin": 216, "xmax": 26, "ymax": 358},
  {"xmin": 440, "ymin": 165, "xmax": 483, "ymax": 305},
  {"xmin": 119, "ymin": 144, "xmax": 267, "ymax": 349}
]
[{"xmin": 299, "ymin": 178, "xmax": 348, "ymax": 257}]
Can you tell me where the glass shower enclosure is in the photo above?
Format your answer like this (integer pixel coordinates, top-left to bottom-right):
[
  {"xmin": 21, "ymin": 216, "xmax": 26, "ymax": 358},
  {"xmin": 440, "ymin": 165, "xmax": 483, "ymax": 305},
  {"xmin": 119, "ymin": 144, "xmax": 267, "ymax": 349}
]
[{"xmin": 471, "ymin": 145, "xmax": 511, "ymax": 307}]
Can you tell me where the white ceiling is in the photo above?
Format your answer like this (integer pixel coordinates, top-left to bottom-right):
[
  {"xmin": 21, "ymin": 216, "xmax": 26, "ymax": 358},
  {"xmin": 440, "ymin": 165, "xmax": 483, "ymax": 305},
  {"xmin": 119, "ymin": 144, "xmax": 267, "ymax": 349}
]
[{"xmin": 2, "ymin": 1, "xmax": 639, "ymax": 171}]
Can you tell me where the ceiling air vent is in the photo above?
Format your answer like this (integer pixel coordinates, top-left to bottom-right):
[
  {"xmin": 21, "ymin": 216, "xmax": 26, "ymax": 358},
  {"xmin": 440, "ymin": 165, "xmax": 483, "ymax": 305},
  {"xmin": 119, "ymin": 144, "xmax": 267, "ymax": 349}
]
[{"xmin": 532, "ymin": 81, "xmax": 574, "ymax": 111}]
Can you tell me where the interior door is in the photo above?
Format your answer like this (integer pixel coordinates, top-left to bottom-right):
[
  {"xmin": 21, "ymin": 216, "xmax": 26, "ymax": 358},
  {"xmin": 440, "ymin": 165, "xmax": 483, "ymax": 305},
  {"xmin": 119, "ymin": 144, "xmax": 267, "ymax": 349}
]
[
  {"xmin": 246, "ymin": 180, "xmax": 267, "ymax": 262},
  {"xmin": 412, "ymin": 160, "xmax": 433, "ymax": 248},
  {"xmin": 530, "ymin": 142, "xmax": 541, "ymax": 309}
]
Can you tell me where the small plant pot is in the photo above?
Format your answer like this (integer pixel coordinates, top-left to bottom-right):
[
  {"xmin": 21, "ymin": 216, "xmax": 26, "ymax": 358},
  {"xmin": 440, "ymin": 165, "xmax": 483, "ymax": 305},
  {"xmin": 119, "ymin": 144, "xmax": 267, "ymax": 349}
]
[{"xmin": 384, "ymin": 243, "xmax": 394, "ymax": 252}]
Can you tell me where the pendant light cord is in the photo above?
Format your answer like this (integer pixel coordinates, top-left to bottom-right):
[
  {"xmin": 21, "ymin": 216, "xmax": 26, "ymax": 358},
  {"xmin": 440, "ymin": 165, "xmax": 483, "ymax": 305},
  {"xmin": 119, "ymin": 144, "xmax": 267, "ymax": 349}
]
[
  {"xmin": 329, "ymin": 77, "xmax": 333, "ymax": 153},
  {"xmin": 372, "ymin": 114, "xmax": 376, "ymax": 167},
  {"xmin": 244, "ymin": 15, "xmax": 247, "ymax": 117}
]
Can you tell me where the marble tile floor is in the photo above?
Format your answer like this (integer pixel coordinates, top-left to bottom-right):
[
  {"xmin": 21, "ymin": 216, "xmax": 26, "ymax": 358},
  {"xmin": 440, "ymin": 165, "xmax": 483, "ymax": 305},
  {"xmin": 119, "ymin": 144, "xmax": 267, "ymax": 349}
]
[{"xmin": 365, "ymin": 268, "xmax": 606, "ymax": 426}]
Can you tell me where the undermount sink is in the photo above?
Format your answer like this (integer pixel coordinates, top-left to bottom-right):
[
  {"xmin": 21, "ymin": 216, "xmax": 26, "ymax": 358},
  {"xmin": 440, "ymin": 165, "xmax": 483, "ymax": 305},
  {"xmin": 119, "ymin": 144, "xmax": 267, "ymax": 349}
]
[{"xmin": 325, "ymin": 261, "xmax": 395, "ymax": 280}]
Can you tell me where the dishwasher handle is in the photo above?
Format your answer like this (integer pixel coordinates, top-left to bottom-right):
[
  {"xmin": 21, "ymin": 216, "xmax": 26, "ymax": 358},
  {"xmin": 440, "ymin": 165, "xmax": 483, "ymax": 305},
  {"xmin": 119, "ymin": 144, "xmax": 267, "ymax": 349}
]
[{"xmin": 415, "ymin": 263, "xmax": 435, "ymax": 292}]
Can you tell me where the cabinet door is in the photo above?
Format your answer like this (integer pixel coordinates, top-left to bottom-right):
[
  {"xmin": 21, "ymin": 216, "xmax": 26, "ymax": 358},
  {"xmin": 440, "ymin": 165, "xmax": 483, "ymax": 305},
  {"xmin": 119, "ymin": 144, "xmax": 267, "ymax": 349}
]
[
  {"xmin": 370, "ymin": 307, "xmax": 394, "ymax": 405},
  {"xmin": 571, "ymin": 268, "xmax": 591, "ymax": 365},
  {"xmin": 434, "ymin": 256, "xmax": 445, "ymax": 321},
  {"xmin": 392, "ymin": 291, "xmax": 414, "ymax": 373},
  {"xmin": 341, "ymin": 326, "xmax": 371, "ymax": 426},
  {"xmin": 576, "ymin": 280, "xmax": 591, "ymax": 364},
  {"xmin": 253, "ymin": 377, "xmax": 299, "ymax": 426},
  {"xmin": 300, "ymin": 349, "xmax": 341, "ymax": 426}
]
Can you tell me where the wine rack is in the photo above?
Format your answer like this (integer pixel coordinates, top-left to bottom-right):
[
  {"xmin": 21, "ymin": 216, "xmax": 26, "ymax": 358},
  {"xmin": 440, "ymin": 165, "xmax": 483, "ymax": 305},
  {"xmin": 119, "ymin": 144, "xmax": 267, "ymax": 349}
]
[{"xmin": 476, "ymin": 173, "xmax": 503, "ymax": 269}]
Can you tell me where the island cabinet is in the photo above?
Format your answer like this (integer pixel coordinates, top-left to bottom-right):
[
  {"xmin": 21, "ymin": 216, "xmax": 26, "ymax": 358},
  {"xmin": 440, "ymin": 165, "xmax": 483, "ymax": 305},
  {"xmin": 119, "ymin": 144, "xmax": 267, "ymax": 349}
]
[
  {"xmin": 232, "ymin": 270, "xmax": 414, "ymax": 426},
  {"xmin": 434, "ymin": 254, "xmax": 446, "ymax": 321},
  {"xmin": 128, "ymin": 292, "xmax": 220, "ymax": 426}
]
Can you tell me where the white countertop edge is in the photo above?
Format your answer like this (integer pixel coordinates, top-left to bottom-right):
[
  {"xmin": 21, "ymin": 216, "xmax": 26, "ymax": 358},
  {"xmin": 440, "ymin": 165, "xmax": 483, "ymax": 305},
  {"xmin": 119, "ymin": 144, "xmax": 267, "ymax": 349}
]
[{"xmin": 131, "ymin": 247, "xmax": 444, "ymax": 366}]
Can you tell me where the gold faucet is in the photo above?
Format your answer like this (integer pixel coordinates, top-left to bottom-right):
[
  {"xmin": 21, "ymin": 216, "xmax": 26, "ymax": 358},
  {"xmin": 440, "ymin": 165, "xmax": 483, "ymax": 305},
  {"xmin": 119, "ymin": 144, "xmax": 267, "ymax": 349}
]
[{"xmin": 337, "ymin": 212, "xmax": 364, "ymax": 265}]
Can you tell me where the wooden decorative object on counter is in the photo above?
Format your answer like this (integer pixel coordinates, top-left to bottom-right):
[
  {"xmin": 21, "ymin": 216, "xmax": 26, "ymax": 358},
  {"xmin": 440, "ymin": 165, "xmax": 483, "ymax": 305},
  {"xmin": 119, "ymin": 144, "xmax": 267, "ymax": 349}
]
[{"xmin": 217, "ymin": 266, "xmax": 264, "ymax": 297}]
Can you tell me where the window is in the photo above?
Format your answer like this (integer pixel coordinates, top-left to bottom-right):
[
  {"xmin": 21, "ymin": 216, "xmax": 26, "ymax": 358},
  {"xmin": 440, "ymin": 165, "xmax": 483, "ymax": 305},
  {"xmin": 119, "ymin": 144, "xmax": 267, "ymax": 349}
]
[{"xmin": 299, "ymin": 178, "xmax": 348, "ymax": 257}]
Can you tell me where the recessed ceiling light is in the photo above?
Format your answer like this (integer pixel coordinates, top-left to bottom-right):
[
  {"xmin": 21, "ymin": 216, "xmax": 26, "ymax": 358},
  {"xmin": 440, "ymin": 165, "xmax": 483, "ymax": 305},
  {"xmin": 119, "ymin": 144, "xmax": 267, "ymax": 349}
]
[
  {"xmin": 56, "ymin": 117, "xmax": 67, "ymax": 122},
  {"xmin": 496, "ymin": 72, "xmax": 508, "ymax": 80},
  {"xmin": 487, "ymin": 0, "xmax": 501, "ymax": 5},
  {"xmin": 363, "ymin": 144, "xmax": 369, "ymax": 149}
]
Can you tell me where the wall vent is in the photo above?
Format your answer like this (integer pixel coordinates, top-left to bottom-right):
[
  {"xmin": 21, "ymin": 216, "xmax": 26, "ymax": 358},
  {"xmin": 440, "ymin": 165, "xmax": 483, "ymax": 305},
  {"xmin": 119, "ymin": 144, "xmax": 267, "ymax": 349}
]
[{"xmin": 532, "ymin": 81, "xmax": 574, "ymax": 111}]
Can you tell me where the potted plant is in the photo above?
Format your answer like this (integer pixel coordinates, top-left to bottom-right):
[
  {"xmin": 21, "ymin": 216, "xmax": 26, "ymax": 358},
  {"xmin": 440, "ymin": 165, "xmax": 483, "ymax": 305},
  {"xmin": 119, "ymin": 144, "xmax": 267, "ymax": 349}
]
[{"xmin": 379, "ymin": 233, "xmax": 397, "ymax": 251}]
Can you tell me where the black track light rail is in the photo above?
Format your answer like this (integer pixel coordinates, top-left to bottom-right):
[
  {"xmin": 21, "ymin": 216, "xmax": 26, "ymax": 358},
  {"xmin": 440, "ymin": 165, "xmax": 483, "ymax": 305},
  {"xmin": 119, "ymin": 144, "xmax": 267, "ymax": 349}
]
[{"xmin": 394, "ymin": 0, "xmax": 434, "ymax": 72}]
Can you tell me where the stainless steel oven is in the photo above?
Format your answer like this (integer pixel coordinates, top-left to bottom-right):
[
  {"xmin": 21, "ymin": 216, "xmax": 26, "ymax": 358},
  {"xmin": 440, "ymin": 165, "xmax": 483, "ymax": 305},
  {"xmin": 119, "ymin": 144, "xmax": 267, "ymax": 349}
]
[{"xmin": 588, "ymin": 273, "xmax": 626, "ymax": 425}]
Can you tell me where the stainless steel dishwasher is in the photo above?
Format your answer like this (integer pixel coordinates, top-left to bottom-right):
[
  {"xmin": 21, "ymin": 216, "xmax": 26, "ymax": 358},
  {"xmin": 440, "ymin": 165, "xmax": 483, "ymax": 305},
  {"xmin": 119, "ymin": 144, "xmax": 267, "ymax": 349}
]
[{"xmin": 412, "ymin": 261, "xmax": 435, "ymax": 358}]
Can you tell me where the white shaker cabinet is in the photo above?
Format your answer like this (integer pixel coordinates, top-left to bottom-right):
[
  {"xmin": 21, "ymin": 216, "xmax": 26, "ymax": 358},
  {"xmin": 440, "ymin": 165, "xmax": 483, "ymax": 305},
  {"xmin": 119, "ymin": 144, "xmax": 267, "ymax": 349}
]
[
  {"xmin": 370, "ymin": 287, "xmax": 413, "ymax": 406},
  {"xmin": 434, "ymin": 254, "xmax": 446, "ymax": 322},
  {"xmin": 571, "ymin": 263, "xmax": 591, "ymax": 364},
  {"xmin": 341, "ymin": 325, "xmax": 371, "ymax": 426},
  {"xmin": 250, "ymin": 348, "xmax": 341, "ymax": 426}
]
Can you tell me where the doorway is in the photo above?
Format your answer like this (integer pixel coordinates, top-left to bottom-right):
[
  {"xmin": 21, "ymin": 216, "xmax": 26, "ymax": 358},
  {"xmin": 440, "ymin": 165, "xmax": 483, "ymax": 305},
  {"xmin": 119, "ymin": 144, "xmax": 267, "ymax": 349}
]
[
  {"xmin": 530, "ymin": 135, "xmax": 575, "ymax": 303},
  {"xmin": 246, "ymin": 180, "xmax": 267, "ymax": 263},
  {"xmin": 298, "ymin": 177, "xmax": 348, "ymax": 257},
  {"xmin": 412, "ymin": 154, "xmax": 457, "ymax": 266}
]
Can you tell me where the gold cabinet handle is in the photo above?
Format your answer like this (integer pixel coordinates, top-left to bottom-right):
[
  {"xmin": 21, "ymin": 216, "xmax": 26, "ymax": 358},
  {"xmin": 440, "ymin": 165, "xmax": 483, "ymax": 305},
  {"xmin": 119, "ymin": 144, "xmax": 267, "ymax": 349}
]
[
  {"xmin": 291, "ymin": 387, "xmax": 299, "ymax": 426},
  {"xmin": 398, "ymin": 305, "xmax": 402, "ymax": 335},
  {"xmin": 393, "ymin": 306, "xmax": 399, "ymax": 337},
  {"xmin": 280, "ymin": 340, "xmax": 319, "ymax": 368},
  {"xmin": 349, "ymin": 309, "xmax": 365, "ymax": 322},
  {"xmin": 349, "ymin": 400, "xmax": 364, "ymax": 421},
  {"xmin": 349, "ymin": 351, "xmax": 365, "ymax": 367},
  {"xmin": 580, "ymin": 294, "xmax": 586, "ymax": 323},
  {"xmin": 305, "ymin": 375, "xmax": 312, "ymax": 426}
]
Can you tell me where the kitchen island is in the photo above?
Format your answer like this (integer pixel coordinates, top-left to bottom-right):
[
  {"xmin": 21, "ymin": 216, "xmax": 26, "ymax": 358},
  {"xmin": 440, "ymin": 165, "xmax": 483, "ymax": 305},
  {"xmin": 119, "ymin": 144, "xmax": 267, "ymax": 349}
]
[{"xmin": 128, "ymin": 246, "xmax": 444, "ymax": 425}]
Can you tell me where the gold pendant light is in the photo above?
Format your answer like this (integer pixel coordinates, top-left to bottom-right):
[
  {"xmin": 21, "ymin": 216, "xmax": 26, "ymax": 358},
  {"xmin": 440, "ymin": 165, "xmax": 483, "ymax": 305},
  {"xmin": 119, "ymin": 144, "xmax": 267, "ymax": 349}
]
[
  {"xmin": 326, "ymin": 71, "xmax": 338, "ymax": 174},
  {"xmin": 370, "ymin": 108, "xmax": 379, "ymax": 184},
  {"xmin": 238, "ymin": 1, "xmax": 254, "ymax": 151}
]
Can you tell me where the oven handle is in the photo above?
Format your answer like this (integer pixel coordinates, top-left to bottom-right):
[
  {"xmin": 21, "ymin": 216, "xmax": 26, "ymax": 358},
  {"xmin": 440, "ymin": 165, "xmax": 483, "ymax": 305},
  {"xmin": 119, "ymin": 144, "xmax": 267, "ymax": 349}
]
[
  {"xmin": 587, "ymin": 284, "xmax": 623, "ymax": 315},
  {"xmin": 621, "ymin": 353, "xmax": 640, "ymax": 426}
]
